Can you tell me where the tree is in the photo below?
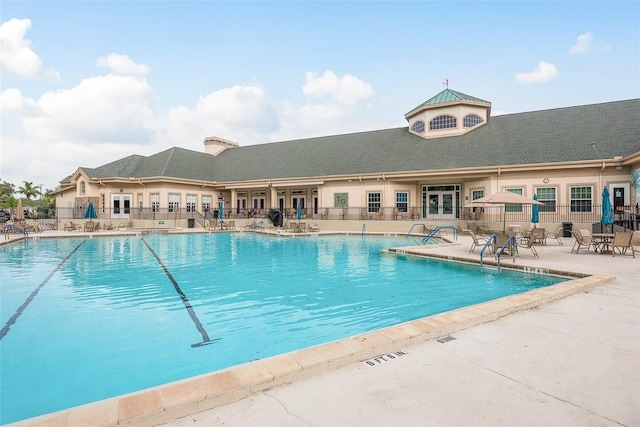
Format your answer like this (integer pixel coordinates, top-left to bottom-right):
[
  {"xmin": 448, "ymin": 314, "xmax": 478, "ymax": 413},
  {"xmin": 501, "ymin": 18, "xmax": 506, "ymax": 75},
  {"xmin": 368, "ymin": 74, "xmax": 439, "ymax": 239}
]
[
  {"xmin": 18, "ymin": 181, "xmax": 41, "ymax": 200},
  {"xmin": 0, "ymin": 180, "xmax": 16, "ymax": 208}
]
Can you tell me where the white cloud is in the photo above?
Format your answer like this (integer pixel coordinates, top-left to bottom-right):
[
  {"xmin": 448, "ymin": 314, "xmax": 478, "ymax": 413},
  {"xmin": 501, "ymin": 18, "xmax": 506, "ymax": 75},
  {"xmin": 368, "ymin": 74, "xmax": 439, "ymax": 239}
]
[
  {"xmin": 27, "ymin": 74, "xmax": 156, "ymax": 144},
  {"xmin": 569, "ymin": 32, "xmax": 611, "ymax": 54},
  {"xmin": 0, "ymin": 88, "xmax": 42, "ymax": 115},
  {"xmin": 515, "ymin": 61, "xmax": 559, "ymax": 84},
  {"xmin": 2, "ymin": 69, "xmax": 379, "ymax": 190},
  {"xmin": 96, "ymin": 53, "xmax": 150, "ymax": 76},
  {"xmin": 159, "ymin": 85, "xmax": 280, "ymax": 146},
  {"xmin": 570, "ymin": 32, "xmax": 594, "ymax": 54},
  {"xmin": 0, "ymin": 18, "xmax": 60, "ymax": 81},
  {"xmin": 303, "ymin": 70, "xmax": 374, "ymax": 105}
]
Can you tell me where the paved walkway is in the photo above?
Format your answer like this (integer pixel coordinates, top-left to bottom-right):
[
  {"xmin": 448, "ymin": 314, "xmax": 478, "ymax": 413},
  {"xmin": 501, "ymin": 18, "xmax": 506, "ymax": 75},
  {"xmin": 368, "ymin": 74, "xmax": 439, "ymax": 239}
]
[{"xmin": 3, "ymin": 229, "xmax": 639, "ymax": 426}]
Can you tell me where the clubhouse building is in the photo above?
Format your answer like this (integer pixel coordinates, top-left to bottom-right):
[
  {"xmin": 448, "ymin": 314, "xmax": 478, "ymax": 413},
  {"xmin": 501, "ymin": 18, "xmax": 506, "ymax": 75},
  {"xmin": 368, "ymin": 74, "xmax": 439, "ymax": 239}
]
[{"xmin": 55, "ymin": 89, "xmax": 640, "ymax": 232}]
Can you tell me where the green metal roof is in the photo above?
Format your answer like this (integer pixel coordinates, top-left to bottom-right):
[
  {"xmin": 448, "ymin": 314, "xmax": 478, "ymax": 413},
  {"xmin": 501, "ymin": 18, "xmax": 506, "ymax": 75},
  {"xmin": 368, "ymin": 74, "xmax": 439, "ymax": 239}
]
[
  {"xmin": 76, "ymin": 98, "xmax": 640, "ymax": 185},
  {"xmin": 406, "ymin": 88, "xmax": 490, "ymax": 117}
]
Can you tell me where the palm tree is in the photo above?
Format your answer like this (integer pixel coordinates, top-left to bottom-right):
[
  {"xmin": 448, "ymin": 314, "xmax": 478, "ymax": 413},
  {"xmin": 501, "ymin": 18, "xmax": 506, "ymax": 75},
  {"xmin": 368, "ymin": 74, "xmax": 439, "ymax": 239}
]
[{"xmin": 18, "ymin": 181, "xmax": 41, "ymax": 200}]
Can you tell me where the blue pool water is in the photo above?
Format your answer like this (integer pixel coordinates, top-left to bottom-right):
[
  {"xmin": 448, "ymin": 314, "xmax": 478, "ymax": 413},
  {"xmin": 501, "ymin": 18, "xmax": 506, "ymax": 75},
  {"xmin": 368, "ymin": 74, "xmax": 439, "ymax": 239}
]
[{"xmin": 0, "ymin": 234, "xmax": 566, "ymax": 424}]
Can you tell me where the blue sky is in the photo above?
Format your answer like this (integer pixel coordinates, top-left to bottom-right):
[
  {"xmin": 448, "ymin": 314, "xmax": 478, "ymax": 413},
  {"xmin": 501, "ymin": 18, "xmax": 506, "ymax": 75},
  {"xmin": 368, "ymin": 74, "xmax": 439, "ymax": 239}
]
[{"xmin": 1, "ymin": 1, "xmax": 639, "ymax": 193}]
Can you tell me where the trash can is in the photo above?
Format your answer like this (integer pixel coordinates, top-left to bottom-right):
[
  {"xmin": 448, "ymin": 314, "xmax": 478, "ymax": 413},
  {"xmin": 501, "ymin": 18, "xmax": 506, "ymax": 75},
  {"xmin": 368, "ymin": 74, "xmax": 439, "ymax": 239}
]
[
  {"xmin": 562, "ymin": 222, "xmax": 573, "ymax": 237},
  {"xmin": 188, "ymin": 218, "xmax": 195, "ymax": 228}
]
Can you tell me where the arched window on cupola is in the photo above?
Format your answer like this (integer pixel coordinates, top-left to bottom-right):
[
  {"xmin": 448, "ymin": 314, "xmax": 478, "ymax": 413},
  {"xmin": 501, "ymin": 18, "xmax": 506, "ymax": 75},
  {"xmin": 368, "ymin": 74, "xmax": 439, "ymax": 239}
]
[
  {"xmin": 463, "ymin": 114, "xmax": 483, "ymax": 128},
  {"xmin": 411, "ymin": 120, "xmax": 425, "ymax": 133},
  {"xmin": 430, "ymin": 115, "xmax": 457, "ymax": 130}
]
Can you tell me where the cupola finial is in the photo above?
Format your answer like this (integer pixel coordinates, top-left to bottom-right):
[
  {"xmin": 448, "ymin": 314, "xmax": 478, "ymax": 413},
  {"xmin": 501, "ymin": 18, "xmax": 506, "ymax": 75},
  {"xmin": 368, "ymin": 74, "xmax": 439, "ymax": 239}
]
[{"xmin": 443, "ymin": 79, "xmax": 449, "ymax": 88}]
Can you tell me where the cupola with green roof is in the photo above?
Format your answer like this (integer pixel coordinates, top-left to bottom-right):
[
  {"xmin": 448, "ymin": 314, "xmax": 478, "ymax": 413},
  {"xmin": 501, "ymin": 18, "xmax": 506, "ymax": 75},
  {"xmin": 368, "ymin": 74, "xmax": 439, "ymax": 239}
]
[{"xmin": 405, "ymin": 89, "xmax": 492, "ymax": 139}]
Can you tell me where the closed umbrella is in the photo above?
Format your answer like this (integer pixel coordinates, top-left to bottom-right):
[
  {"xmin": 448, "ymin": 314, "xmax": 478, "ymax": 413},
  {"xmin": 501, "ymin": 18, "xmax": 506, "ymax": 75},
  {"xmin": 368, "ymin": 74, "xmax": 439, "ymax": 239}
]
[
  {"xmin": 84, "ymin": 201, "xmax": 97, "ymax": 219},
  {"xmin": 531, "ymin": 194, "xmax": 540, "ymax": 228},
  {"xmin": 15, "ymin": 200, "xmax": 24, "ymax": 221},
  {"xmin": 218, "ymin": 201, "xmax": 224, "ymax": 220},
  {"xmin": 601, "ymin": 187, "xmax": 614, "ymax": 232},
  {"xmin": 297, "ymin": 203, "xmax": 302, "ymax": 222}
]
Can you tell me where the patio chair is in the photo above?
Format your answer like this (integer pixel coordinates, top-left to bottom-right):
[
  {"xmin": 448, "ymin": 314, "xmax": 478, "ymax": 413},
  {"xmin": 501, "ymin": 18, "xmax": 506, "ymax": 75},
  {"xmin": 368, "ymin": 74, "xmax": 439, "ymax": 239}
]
[
  {"xmin": 468, "ymin": 231, "xmax": 491, "ymax": 254},
  {"xmin": 520, "ymin": 236, "xmax": 539, "ymax": 258},
  {"xmin": 84, "ymin": 221, "xmax": 96, "ymax": 232},
  {"xmin": 494, "ymin": 233, "xmax": 516, "ymax": 256},
  {"xmin": 631, "ymin": 231, "xmax": 640, "ymax": 254},
  {"xmin": 64, "ymin": 221, "xmax": 77, "ymax": 232},
  {"xmin": 103, "ymin": 221, "xmax": 114, "ymax": 230},
  {"xmin": 530, "ymin": 227, "xmax": 546, "ymax": 246},
  {"xmin": 298, "ymin": 222, "xmax": 306, "ymax": 232},
  {"xmin": 309, "ymin": 222, "xmax": 320, "ymax": 232},
  {"xmin": 611, "ymin": 232, "xmax": 634, "ymax": 258},
  {"xmin": 545, "ymin": 225, "xmax": 564, "ymax": 246},
  {"xmin": 571, "ymin": 229, "xmax": 599, "ymax": 254}
]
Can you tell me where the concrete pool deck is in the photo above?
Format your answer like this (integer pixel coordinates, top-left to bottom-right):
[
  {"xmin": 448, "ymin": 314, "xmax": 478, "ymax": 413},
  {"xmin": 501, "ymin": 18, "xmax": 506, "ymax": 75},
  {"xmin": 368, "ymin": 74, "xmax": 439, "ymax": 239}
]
[{"xmin": 2, "ymin": 229, "xmax": 639, "ymax": 426}]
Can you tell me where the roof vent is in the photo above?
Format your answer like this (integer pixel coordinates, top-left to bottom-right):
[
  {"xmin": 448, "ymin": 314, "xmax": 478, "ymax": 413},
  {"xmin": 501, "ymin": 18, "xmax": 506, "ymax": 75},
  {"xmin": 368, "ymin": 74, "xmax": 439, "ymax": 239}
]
[{"xmin": 204, "ymin": 136, "xmax": 239, "ymax": 156}]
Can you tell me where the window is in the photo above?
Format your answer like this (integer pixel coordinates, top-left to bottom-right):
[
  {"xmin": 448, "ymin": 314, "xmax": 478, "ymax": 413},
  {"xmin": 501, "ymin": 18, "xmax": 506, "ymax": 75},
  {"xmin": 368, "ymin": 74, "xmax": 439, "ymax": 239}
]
[
  {"xmin": 471, "ymin": 189, "xmax": 484, "ymax": 200},
  {"xmin": 138, "ymin": 194, "xmax": 143, "ymax": 209},
  {"xmin": 168, "ymin": 193, "xmax": 180, "ymax": 213},
  {"xmin": 186, "ymin": 194, "xmax": 196, "ymax": 213},
  {"xmin": 536, "ymin": 187, "xmax": 556, "ymax": 213},
  {"xmin": 410, "ymin": 120, "xmax": 425, "ymax": 133},
  {"xmin": 463, "ymin": 114, "xmax": 483, "ymax": 128},
  {"xmin": 80, "ymin": 181, "xmax": 86, "ymax": 194},
  {"xmin": 151, "ymin": 193, "xmax": 159, "ymax": 213},
  {"xmin": 504, "ymin": 188, "xmax": 524, "ymax": 213},
  {"xmin": 396, "ymin": 192, "xmax": 408, "ymax": 212},
  {"xmin": 570, "ymin": 186, "xmax": 593, "ymax": 212},
  {"xmin": 368, "ymin": 192, "xmax": 381, "ymax": 213},
  {"xmin": 429, "ymin": 115, "xmax": 457, "ymax": 130},
  {"xmin": 202, "ymin": 195, "xmax": 212, "ymax": 213}
]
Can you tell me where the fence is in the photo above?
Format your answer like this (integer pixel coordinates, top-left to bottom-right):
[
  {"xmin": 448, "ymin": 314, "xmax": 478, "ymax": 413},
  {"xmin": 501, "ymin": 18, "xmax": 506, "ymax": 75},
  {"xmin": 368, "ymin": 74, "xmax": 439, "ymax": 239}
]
[{"xmin": 47, "ymin": 204, "xmax": 639, "ymax": 231}]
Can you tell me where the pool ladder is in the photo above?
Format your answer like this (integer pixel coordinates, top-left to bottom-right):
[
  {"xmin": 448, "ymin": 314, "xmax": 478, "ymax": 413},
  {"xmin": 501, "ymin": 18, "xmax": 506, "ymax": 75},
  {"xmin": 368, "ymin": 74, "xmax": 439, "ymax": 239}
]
[
  {"xmin": 422, "ymin": 226, "xmax": 458, "ymax": 243},
  {"xmin": 480, "ymin": 234, "xmax": 517, "ymax": 272},
  {"xmin": 3, "ymin": 223, "xmax": 28, "ymax": 239}
]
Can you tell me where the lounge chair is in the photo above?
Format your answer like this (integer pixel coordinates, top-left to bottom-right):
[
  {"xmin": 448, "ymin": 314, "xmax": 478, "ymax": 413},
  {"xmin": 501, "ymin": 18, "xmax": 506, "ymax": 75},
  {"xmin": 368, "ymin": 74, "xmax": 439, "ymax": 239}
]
[
  {"xmin": 103, "ymin": 221, "xmax": 114, "ymax": 230},
  {"xmin": 611, "ymin": 232, "xmax": 635, "ymax": 258},
  {"xmin": 309, "ymin": 222, "xmax": 319, "ymax": 232},
  {"xmin": 288, "ymin": 222, "xmax": 299, "ymax": 233},
  {"xmin": 545, "ymin": 225, "xmax": 564, "ymax": 246},
  {"xmin": 571, "ymin": 229, "xmax": 599, "ymax": 254},
  {"xmin": 468, "ymin": 231, "xmax": 490, "ymax": 254},
  {"xmin": 64, "ymin": 221, "xmax": 77, "ymax": 232},
  {"xmin": 298, "ymin": 222, "xmax": 306, "ymax": 232},
  {"xmin": 117, "ymin": 220, "xmax": 133, "ymax": 230}
]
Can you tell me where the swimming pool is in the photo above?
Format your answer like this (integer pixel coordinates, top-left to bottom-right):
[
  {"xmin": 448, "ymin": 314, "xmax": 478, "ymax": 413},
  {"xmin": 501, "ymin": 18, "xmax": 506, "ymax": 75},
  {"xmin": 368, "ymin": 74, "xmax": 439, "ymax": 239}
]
[{"xmin": 0, "ymin": 233, "xmax": 566, "ymax": 424}]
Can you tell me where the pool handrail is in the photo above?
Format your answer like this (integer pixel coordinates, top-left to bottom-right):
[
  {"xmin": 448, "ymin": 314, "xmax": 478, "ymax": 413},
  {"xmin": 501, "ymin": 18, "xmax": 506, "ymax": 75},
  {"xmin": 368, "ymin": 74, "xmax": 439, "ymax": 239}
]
[
  {"xmin": 3, "ymin": 223, "xmax": 28, "ymax": 238},
  {"xmin": 406, "ymin": 223, "xmax": 428, "ymax": 238},
  {"xmin": 495, "ymin": 235, "xmax": 518, "ymax": 271},
  {"xmin": 479, "ymin": 234, "xmax": 497, "ymax": 268},
  {"xmin": 422, "ymin": 225, "xmax": 458, "ymax": 243}
]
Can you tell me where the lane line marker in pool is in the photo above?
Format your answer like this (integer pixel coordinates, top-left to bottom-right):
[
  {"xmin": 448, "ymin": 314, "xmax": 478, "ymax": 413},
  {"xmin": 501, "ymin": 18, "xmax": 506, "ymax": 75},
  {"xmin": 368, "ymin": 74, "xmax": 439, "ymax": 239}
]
[
  {"xmin": 141, "ymin": 238, "xmax": 221, "ymax": 347},
  {"xmin": 0, "ymin": 240, "xmax": 87, "ymax": 341}
]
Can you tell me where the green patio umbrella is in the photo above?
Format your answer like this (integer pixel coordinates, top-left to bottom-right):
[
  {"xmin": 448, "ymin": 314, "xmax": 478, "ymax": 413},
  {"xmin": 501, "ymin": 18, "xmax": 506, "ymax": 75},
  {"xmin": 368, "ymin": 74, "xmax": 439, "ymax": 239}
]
[
  {"xmin": 531, "ymin": 194, "xmax": 540, "ymax": 228},
  {"xmin": 601, "ymin": 187, "xmax": 613, "ymax": 232},
  {"xmin": 84, "ymin": 201, "xmax": 97, "ymax": 219}
]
